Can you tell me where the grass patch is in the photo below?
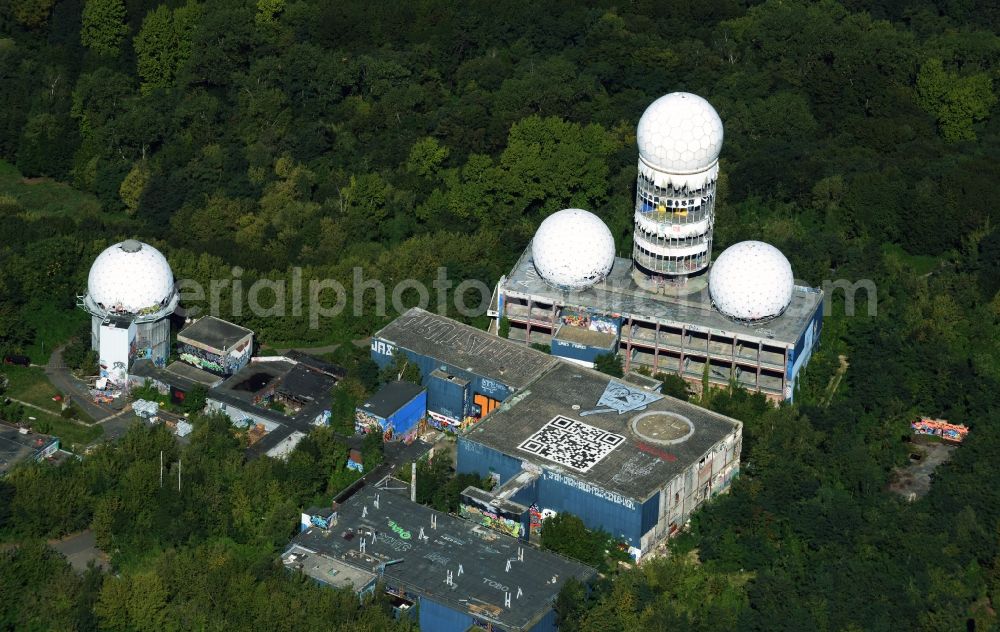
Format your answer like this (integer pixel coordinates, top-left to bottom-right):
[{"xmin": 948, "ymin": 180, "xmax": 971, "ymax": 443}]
[
  {"xmin": 882, "ymin": 243, "xmax": 943, "ymax": 277},
  {"xmin": 22, "ymin": 302, "xmax": 89, "ymax": 364},
  {"xmin": 0, "ymin": 158, "xmax": 105, "ymax": 219},
  {"xmin": 26, "ymin": 411, "xmax": 103, "ymax": 450},
  {"xmin": 1, "ymin": 365, "xmax": 64, "ymax": 414}
]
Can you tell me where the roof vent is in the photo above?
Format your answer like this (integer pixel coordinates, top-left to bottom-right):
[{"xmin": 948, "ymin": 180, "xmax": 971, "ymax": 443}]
[{"xmin": 120, "ymin": 239, "xmax": 143, "ymax": 253}]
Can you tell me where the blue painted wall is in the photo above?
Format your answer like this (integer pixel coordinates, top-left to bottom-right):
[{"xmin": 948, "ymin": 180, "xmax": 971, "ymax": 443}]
[
  {"xmin": 641, "ymin": 494, "xmax": 660, "ymax": 535},
  {"xmin": 457, "ymin": 438, "xmax": 523, "ymax": 483},
  {"xmin": 426, "ymin": 372, "xmax": 467, "ymax": 422},
  {"xmin": 528, "ymin": 607, "xmax": 559, "ymax": 632},
  {"xmin": 458, "ymin": 438, "xmax": 647, "ymax": 547},
  {"xmin": 551, "ymin": 338, "xmax": 613, "ymax": 364},
  {"xmin": 385, "ymin": 389, "xmax": 427, "ymax": 437},
  {"xmin": 418, "ymin": 597, "xmax": 474, "ymax": 632},
  {"xmin": 536, "ymin": 471, "xmax": 644, "ymax": 546},
  {"xmin": 786, "ymin": 296, "xmax": 825, "ymax": 401},
  {"xmin": 372, "ymin": 337, "xmax": 513, "ymax": 420}
]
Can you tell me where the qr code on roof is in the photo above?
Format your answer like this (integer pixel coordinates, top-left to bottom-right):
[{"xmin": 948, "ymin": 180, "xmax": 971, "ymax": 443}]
[{"xmin": 518, "ymin": 415, "xmax": 625, "ymax": 472}]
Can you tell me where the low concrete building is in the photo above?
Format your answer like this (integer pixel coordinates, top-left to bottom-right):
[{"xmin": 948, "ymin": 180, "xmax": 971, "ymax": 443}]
[
  {"xmin": 0, "ymin": 422, "xmax": 60, "ymax": 475},
  {"xmin": 176, "ymin": 316, "xmax": 254, "ymax": 376},
  {"xmin": 282, "ymin": 487, "xmax": 596, "ymax": 632},
  {"xmin": 457, "ymin": 361, "xmax": 742, "ymax": 559}
]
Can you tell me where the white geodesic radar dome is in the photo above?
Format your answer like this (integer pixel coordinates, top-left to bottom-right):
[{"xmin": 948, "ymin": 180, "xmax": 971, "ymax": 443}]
[
  {"xmin": 709, "ymin": 241, "xmax": 794, "ymax": 322},
  {"xmin": 531, "ymin": 209, "xmax": 616, "ymax": 290},
  {"xmin": 637, "ymin": 92, "xmax": 724, "ymax": 174},
  {"xmin": 87, "ymin": 240, "xmax": 175, "ymax": 314}
]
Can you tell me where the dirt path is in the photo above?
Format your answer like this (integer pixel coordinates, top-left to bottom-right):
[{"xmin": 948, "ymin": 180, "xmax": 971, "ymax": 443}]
[
  {"xmin": 822, "ymin": 354, "xmax": 849, "ymax": 407},
  {"xmin": 6, "ymin": 397, "xmax": 91, "ymax": 426}
]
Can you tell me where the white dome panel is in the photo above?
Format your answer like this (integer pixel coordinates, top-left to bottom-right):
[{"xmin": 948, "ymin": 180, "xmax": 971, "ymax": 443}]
[
  {"xmin": 87, "ymin": 240, "xmax": 176, "ymax": 314},
  {"xmin": 531, "ymin": 209, "xmax": 616, "ymax": 290},
  {"xmin": 709, "ymin": 241, "xmax": 794, "ymax": 322},
  {"xmin": 637, "ymin": 92, "xmax": 724, "ymax": 174}
]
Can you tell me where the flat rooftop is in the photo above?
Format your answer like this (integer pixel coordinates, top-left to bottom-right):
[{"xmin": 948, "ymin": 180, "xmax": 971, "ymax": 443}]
[
  {"xmin": 285, "ymin": 350, "xmax": 346, "ymax": 379},
  {"xmin": 360, "ymin": 381, "xmax": 424, "ymax": 419},
  {"xmin": 177, "ymin": 316, "xmax": 253, "ymax": 353},
  {"xmin": 282, "ymin": 543, "xmax": 376, "ymax": 590},
  {"xmin": 214, "ymin": 360, "xmax": 294, "ymax": 404},
  {"xmin": 164, "ymin": 361, "xmax": 225, "ymax": 388},
  {"xmin": 375, "ymin": 308, "xmax": 558, "ymax": 390},
  {"xmin": 463, "ymin": 362, "xmax": 741, "ymax": 502},
  {"xmin": 0, "ymin": 422, "xmax": 57, "ymax": 475},
  {"xmin": 278, "ymin": 364, "xmax": 336, "ymax": 402},
  {"xmin": 289, "ymin": 486, "xmax": 595, "ymax": 630},
  {"xmin": 502, "ymin": 249, "xmax": 823, "ymax": 347}
]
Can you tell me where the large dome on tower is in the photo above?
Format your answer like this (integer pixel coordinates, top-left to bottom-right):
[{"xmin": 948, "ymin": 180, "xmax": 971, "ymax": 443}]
[
  {"xmin": 637, "ymin": 92, "xmax": 724, "ymax": 174},
  {"xmin": 709, "ymin": 241, "xmax": 794, "ymax": 322},
  {"xmin": 87, "ymin": 240, "xmax": 175, "ymax": 315},
  {"xmin": 531, "ymin": 209, "xmax": 616, "ymax": 290}
]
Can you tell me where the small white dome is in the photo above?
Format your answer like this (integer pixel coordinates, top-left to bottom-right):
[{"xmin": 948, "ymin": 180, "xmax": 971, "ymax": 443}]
[
  {"xmin": 87, "ymin": 240, "xmax": 175, "ymax": 314},
  {"xmin": 709, "ymin": 241, "xmax": 794, "ymax": 322},
  {"xmin": 532, "ymin": 209, "xmax": 616, "ymax": 290},
  {"xmin": 637, "ymin": 92, "xmax": 724, "ymax": 174}
]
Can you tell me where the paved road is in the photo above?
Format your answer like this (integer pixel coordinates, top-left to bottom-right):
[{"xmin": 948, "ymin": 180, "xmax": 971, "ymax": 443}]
[
  {"xmin": 48, "ymin": 530, "xmax": 110, "ymax": 573},
  {"xmin": 44, "ymin": 347, "xmax": 116, "ymax": 422}
]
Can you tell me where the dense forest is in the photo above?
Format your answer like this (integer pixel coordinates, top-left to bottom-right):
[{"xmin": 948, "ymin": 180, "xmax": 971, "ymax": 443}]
[{"xmin": 1, "ymin": 0, "xmax": 998, "ymax": 629}]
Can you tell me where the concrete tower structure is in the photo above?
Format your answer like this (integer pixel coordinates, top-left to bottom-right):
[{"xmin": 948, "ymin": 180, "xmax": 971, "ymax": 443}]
[
  {"xmin": 632, "ymin": 92, "xmax": 724, "ymax": 290},
  {"xmin": 80, "ymin": 240, "xmax": 178, "ymax": 380}
]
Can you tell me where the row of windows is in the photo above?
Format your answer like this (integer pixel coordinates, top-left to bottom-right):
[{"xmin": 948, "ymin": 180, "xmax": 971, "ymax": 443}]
[
  {"xmin": 634, "ymin": 228, "xmax": 710, "ymax": 248},
  {"xmin": 633, "ymin": 249, "xmax": 710, "ymax": 274},
  {"xmin": 637, "ymin": 173, "xmax": 716, "ymax": 198},
  {"xmin": 636, "ymin": 201, "xmax": 711, "ymax": 224}
]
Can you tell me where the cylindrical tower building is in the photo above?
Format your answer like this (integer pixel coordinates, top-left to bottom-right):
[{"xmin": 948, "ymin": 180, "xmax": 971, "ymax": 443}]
[
  {"xmin": 632, "ymin": 93, "xmax": 724, "ymax": 290},
  {"xmin": 81, "ymin": 240, "xmax": 179, "ymax": 377}
]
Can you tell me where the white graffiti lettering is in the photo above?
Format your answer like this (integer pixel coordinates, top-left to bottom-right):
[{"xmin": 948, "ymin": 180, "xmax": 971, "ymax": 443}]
[
  {"xmin": 483, "ymin": 577, "xmax": 509, "ymax": 593},
  {"xmin": 544, "ymin": 470, "xmax": 636, "ymax": 510},
  {"xmin": 424, "ymin": 552, "xmax": 450, "ymax": 566}
]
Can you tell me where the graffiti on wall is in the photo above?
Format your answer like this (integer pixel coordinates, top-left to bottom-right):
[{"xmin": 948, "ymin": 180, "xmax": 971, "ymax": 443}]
[
  {"xmin": 543, "ymin": 470, "xmax": 636, "ymax": 510},
  {"xmin": 479, "ymin": 378, "xmax": 505, "ymax": 396},
  {"xmin": 460, "ymin": 503, "xmax": 522, "ymax": 538},
  {"xmin": 371, "ymin": 339, "xmax": 396, "ymax": 358},
  {"xmin": 528, "ymin": 504, "xmax": 557, "ymax": 535},
  {"xmin": 560, "ymin": 309, "xmax": 620, "ymax": 334},
  {"xmin": 355, "ymin": 409, "xmax": 383, "ymax": 435},
  {"xmin": 180, "ymin": 352, "xmax": 225, "ymax": 374},
  {"xmin": 912, "ymin": 418, "xmax": 968, "ymax": 442},
  {"xmin": 427, "ymin": 410, "xmax": 460, "ymax": 429}
]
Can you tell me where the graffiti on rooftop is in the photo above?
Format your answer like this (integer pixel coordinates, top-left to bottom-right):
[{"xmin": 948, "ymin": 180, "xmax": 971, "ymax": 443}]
[
  {"xmin": 580, "ymin": 381, "xmax": 663, "ymax": 416},
  {"xmin": 399, "ymin": 313, "xmax": 553, "ymax": 375},
  {"xmin": 519, "ymin": 415, "xmax": 625, "ymax": 473}
]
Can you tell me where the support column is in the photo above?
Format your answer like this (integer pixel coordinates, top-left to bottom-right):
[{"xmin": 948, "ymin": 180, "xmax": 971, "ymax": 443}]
[
  {"xmin": 756, "ymin": 341, "xmax": 762, "ymax": 391},
  {"xmin": 525, "ymin": 297, "xmax": 532, "ymax": 344},
  {"xmin": 679, "ymin": 325, "xmax": 687, "ymax": 377},
  {"xmin": 780, "ymin": 347, "xmax": 788, "ymax": 398},
  {"xmin": 731, "ymin": 337, "xmax": 737, "ymax": 384},
  {"xmin": 706, "ymin": 330, "xmax": 712, "ymax": 384},
  {"xmin": 623, "ymin": 316, "xmax": 633, "ymax": 373},
  {"xmin": 653, "ymin": 321, "xmax": 660, "ymax": 372}
]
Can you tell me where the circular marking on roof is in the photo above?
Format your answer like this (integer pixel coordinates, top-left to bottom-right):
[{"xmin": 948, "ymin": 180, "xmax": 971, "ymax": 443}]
[{"xmin": 630, "ymin": 411, "xmax": 694, "ymax": 445}]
